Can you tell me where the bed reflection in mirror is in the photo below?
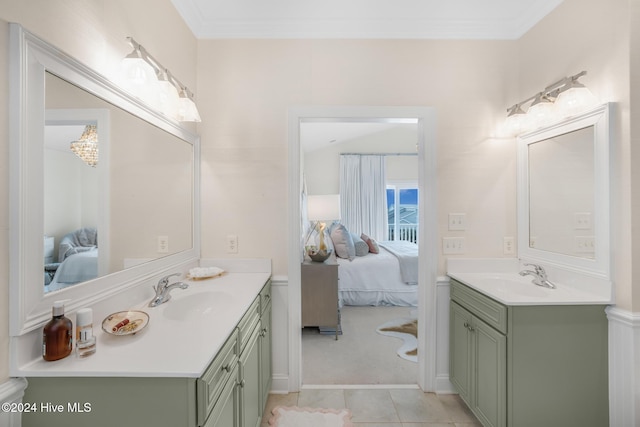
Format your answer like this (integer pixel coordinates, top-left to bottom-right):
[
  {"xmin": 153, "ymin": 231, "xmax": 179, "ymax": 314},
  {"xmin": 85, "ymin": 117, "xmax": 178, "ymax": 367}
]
[{"xmin": 43, "ymin": 72, "xmax": 193, "ymax": 293}]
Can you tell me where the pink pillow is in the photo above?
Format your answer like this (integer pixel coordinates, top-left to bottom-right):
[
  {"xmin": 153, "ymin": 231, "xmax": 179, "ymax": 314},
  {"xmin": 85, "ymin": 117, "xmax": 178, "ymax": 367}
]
[{"xmin": 360, "ymin": 233, "xmax": 379, "ymax": 254}]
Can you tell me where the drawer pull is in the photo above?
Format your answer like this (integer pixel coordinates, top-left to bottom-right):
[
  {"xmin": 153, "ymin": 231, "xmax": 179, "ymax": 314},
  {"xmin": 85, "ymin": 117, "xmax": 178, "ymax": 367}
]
[
  {"xmin": 260, "ymin": 327, "xmax": 268, "ymax": 337},
  {"xmin": 463, "ymin": 322, "xmax": 475, "ymax": 332},
  {"xmin": 222, "ymin": 363, "xmax": 231, "ymax": 373},
  {"xmin": 264, "ymin": 294, "xmax": 271, "ymax": 300},
  {"xmin": 240, "ymin": 379, "xmax": 245, "ymax": 388}
]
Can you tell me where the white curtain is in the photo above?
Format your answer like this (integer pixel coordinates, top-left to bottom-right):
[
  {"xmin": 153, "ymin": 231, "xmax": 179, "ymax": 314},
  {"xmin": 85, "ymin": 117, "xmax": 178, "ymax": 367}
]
[{"xmin": 339, "ymin": 155, "xmax": 388, "ymax": 241}]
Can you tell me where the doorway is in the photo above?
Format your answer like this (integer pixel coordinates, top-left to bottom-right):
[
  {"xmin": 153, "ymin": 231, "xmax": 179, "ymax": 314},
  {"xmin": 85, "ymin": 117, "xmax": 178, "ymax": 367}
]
[{"xmin": 287, "ymin": 106, "xmax": 438, "ymax": 391}]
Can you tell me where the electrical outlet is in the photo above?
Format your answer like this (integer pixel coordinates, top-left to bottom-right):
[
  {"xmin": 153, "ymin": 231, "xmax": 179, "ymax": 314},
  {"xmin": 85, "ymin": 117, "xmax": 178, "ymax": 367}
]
[
  {"xmin": 575, "ymin": 235, "xmax": 595, "ymax": 253},
  {"xmin": 574, "ymin": 212, "xmax": 592, "ymax": 230},
  {"xmin": 227, "ymin": 234, "xmax": 238, "ymax": 254},
  {"xmin": 157, "ymin": 235, "xmax": 169, "ymax": 253},
  {"xmin": 503, "ymin": 236, "xmax": 515, "ymax": 255},
  {"xmin": 448, "ymin": 213, "xmax": 466, "ymax": 231},
  {"xmin": 529, "ymin": 236, "xmax": 538, "ymax": 248},
  {"xmin": 442, "ymin": 237, "xmax": 465, "ymax": 254}
]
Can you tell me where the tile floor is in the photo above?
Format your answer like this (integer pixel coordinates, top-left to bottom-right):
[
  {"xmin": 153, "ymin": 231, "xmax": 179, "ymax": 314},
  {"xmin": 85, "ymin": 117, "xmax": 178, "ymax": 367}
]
[{"xmin": 261, "ymin": 388, "xmax": 482, "ymax": 426}]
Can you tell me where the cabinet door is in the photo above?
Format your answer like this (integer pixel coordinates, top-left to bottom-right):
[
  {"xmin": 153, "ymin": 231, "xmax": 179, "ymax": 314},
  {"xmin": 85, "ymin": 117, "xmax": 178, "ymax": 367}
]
[
  {"xmin": 450, "ymin": 301, "xmax": 473, "ymax": 404},
  {"xmin": 204, "ymin": 366, "xmax": 239, "ymax": 427},
  {"xmin": 259, "ymin": 302, "xmax": 272, "ymax": 410},
  {"xmin": 239, "ymin": 325, "xmax": 261, "ymax": 427},
  {"xmin": 472, "ymin": 317, "xmax": 506, "ymax": 427}
]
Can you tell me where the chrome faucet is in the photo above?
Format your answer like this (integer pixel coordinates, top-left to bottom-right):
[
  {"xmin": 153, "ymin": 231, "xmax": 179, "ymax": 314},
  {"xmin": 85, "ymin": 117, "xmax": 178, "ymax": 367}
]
[
  {"xmin": 519, "ymin": 263, "xmax": 556, "ymax": 289},
  {"xmin": 148, "ymin": 273, "xmax": 189, "ymax": 307}
]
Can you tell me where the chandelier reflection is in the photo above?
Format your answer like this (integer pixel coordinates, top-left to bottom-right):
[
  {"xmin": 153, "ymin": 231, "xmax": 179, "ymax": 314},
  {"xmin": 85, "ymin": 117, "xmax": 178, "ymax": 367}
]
[{"xmin": 70, "ymin": 125, "xmax": 99, "ymax": 168}]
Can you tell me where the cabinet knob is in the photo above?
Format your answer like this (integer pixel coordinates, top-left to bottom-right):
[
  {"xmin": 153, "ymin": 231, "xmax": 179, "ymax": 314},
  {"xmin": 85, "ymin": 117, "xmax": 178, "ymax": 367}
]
[
  {"xmin": 240, "ymin": 379, "xmax": 245, "ymax": 388},
  {"xmin": 463, "ymin": 322, "xmax": 475, "ymax": 332},
  {"xmin": 222, "ymin": 364, "xmax": 231, "ymax": 373}
]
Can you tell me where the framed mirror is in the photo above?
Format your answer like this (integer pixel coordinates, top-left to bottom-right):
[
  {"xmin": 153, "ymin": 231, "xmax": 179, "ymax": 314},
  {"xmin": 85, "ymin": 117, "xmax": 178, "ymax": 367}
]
[
  {"xmin": 517, "ymin": 103, "xmax": 610, "ymax": 279},
  {"xmin": 9, "ymin": 24, "xmax": 200, "ymax": 335}
]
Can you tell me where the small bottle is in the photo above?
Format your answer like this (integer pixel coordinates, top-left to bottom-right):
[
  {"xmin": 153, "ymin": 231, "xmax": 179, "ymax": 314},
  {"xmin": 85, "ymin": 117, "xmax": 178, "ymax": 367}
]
[
  {"xmin": 76, "ymin": 308, "xmax": 96, "ymax": 358},
  {"xmin": 42, "ymin": 301, "xmax": 73, "ymax": 361}
]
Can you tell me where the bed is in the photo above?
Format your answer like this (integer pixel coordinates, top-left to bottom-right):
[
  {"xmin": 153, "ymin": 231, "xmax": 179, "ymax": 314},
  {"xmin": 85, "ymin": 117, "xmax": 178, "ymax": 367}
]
[
  {"xmin": 335, "ymin": 240, "xmax": 418, "ymax": 307},
  {"xmin": 45, "ymin": 227, "xmax": 98, "ymax": 292}
]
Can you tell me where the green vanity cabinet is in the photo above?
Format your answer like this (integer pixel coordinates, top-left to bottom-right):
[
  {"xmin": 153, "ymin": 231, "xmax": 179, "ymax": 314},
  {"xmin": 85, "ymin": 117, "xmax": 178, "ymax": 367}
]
[
  {"xmin": 22, "ymin": 279, "xmax": 273, "ymax": 427},
  {"xmin": 259, "ymin": 281, "xmax": 273, "ymax": 410},
  {"xmin": 449, "ymin": 279, "xmax": 608, "ymax": 427}
]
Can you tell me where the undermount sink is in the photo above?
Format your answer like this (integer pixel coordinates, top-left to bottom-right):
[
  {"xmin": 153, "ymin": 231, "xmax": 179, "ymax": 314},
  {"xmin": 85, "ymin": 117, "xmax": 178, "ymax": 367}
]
[
  {"xmin": 162, "ymin": 291, "xmax": 233, "ymax": 321},
  {"xmin": 463, "ymin": 273, "xmax": 549, "ymax": 297}
]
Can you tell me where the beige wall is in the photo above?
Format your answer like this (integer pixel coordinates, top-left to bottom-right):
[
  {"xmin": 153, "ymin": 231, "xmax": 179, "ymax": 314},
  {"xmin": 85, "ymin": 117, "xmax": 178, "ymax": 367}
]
[
  {"xmin": 0, "ymin": 0, "xmax": 197, "ymax": 384},
  {"xmin": 197, "ymin": 39, "xmax": 519, "ymax": 275},
  {"xmin": 518, "ymin": 0, "xmax": 634, "ymax": 310}
]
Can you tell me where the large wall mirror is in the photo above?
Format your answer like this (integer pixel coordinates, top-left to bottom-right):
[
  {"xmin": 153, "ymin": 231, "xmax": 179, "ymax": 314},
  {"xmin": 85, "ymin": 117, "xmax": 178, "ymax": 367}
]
[
  {"xmin": 9, "ymin": 24, "xmax": 200, "ymax": 335},
  {"xmin": 517, "ymin": 103, "xmax": 610, "ymax": 279}
]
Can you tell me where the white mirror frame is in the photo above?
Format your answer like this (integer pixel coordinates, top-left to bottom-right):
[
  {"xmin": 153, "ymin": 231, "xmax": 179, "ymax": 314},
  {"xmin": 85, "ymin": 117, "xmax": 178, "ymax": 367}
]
[
  {"xmin": 517, "ymin": 103, "xmax": 610, "ymax": 279},
  {"xmin": 9, "ymin": 24, "xmax": 201, "ymax": 335}
]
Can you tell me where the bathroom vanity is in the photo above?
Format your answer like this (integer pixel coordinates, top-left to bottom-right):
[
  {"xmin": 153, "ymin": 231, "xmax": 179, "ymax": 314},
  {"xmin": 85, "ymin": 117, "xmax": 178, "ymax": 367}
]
[
  {"xmin": 19, "ymin": 273, "xmax": 272, "ymax": 427},
  {"xmin": 448, "ymin": 270, "xmax": 609, "ymax": 427}
]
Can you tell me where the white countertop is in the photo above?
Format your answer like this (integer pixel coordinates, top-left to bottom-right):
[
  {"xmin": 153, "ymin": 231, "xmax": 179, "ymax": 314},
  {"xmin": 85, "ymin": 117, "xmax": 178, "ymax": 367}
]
[
  {"xmin": 447, "ymin": 258, "xmax": 612, "ymax": 306},
  {"xmin": 16, "ymin": 272, "xmax": 270, "ymax": 378},
  {"xmin": 448, "ymin": 272, "xmax": 611, "ymax": 306}
]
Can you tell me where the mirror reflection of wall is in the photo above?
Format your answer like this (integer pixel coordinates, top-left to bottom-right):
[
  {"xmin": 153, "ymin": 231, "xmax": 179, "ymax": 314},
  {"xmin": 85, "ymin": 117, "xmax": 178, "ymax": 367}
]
[
  {"xmin": 43, "ymin": 72, "xmax": 194, "ymax": 292},
  {"xmin": 528, "ymin": 126, "xmax": 595, "ymax": 258}
]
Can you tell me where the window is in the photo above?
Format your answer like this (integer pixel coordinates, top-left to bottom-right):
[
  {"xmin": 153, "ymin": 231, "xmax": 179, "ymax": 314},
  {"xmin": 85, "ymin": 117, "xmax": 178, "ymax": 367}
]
[{"xmin": 387, "ymin": 183, "xmax": 418, "ymax": 243}]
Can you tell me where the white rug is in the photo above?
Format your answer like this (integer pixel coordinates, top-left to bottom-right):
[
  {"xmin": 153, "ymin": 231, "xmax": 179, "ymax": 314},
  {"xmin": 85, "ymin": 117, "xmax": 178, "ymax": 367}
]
[
  {"xmin": 376, "ymin": 316, "xmax": 418, "ymax": 363},
  {"xmin": 269, "ymin": 406, "xmax": 354, "ymax": 427}
]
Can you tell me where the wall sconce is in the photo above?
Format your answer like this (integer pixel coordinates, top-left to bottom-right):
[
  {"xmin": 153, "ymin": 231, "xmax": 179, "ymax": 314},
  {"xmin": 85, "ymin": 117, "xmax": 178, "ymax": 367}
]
[
  {"xmin": 70, "ymin": 125, "xmax": 99, "ymax": 168},
  {"xmin": 120, "ymin": 37, "xmax": 201, "ymax": 122},
  {"xmin": 505, "ymin": 71, "xmax": 598, "ymax": 136}
]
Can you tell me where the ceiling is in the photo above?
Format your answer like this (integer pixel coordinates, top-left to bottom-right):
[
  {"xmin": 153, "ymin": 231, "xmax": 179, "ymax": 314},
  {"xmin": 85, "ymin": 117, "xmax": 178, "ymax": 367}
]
[{"xmin": 171, "ymin": 0, "xmax": 563, "ymax": 40}]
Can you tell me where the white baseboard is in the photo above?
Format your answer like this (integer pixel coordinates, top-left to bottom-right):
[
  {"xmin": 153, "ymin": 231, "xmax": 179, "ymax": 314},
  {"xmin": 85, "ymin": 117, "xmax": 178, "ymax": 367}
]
[
  {"xmin": 0, "ymin": 378, "xmax": 28, "ymax": 427},
  {"xmin": 270, "ymin": 374, "xmax": 290, "ymax": 394},
  {"xmin": 606, "ymin": 306, "xmax": 640, "ymax": 427}
]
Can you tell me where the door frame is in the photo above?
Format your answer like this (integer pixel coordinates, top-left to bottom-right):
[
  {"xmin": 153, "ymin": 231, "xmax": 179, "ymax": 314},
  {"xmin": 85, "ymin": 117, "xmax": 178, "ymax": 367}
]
[{"xmin": 287, "ymin": 106, "xmax": 438, "ymax": 391}]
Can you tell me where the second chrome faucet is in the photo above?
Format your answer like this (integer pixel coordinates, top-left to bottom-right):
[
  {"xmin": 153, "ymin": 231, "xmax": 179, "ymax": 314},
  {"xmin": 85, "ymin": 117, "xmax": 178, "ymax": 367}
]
[
  {"xmin": 519, "ymin": 263, "xmax": 556, "ymax": 289},
  {"xmin": 148, "ymin": 273, "xmax": 189, "ymax": 307}
]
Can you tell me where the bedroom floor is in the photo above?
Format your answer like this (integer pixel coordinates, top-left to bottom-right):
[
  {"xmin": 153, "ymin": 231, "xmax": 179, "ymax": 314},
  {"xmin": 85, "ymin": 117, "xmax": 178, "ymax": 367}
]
[{"xmin": 302, "ymin": 306, "xmax": 418, "ymax": 385}]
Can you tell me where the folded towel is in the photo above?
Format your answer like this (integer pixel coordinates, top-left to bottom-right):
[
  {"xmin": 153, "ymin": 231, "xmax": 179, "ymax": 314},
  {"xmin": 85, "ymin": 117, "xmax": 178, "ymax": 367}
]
[{"xmin": 188, "ymin": 266, "xmax": 225, "ymax": 280}]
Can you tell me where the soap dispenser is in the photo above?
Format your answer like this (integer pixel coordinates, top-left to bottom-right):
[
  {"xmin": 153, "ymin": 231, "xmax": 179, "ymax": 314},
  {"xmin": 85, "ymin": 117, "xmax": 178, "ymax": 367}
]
[{"xmin": 42, "ymin": 300, "xmax": 73, "ymax": 361}]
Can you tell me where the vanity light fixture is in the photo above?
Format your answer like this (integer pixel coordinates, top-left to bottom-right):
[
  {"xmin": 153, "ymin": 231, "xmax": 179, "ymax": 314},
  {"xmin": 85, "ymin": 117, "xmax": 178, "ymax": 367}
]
[
  {"xmin": 505, "ymin": 71, "xmax": 597, "ymax": 136},
  {"xmin": 70, "ymin": 125, "xmax": 99, "ymax": 168},
  {"xmin": 121, "ymin": 37, "xmax": 201, "ymax": 122}
]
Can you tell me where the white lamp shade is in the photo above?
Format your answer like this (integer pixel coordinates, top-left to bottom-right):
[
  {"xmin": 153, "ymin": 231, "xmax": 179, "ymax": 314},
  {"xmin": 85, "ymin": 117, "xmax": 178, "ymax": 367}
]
[
  {"xmin": 157, "ymin": 79, "xmax": 180, "ymax": 119},
  {"xmin": 554, "ymin": 86, "xmax": 598, "ymax": 118},
  {"xmin": 120, "ymin": 56, "xmax": 159, "ymax": 105},
  {"xmin": 178, "ymin": 96, "xmax": 202, "ymax": 122},
  {"xmin": 307, "ymin": 195, "xmax": 341, "ymax": 221}
]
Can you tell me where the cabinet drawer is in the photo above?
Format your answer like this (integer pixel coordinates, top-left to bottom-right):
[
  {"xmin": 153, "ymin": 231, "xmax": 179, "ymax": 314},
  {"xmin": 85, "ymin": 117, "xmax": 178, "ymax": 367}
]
[
  {"xmin": 238, "ymin": 296, "xmax": 260, "ymax": 353},
  {"xmin": 203, "ymin": 364, "xmax": 238, "ymax": 427},
  {"xmin": 260, "ymin": 280, "xmax": 272, "ymax": 315},
  {"xmin": 450, "ymin": 279, "xmax": 507, "ymax": 334},
  {"xmin": 197, "ymin": 330, "xmax": 238, "ymax": 425}
]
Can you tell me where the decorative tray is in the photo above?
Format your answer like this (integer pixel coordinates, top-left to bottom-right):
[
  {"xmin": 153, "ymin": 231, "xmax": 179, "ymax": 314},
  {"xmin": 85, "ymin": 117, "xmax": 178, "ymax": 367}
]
[{"xmin": 102, "ymin": 310, "xmax": 149, "ymax": 336}]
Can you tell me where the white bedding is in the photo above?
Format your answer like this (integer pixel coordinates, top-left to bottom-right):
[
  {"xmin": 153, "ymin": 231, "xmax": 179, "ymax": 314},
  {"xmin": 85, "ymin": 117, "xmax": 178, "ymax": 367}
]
[
  {"xmin": 335, "ymin": 244, "xmax": 418, "ymax": 307},
  {"xmin": 46, "ymin": 249, "xmax": 98, "ymax": 292}
]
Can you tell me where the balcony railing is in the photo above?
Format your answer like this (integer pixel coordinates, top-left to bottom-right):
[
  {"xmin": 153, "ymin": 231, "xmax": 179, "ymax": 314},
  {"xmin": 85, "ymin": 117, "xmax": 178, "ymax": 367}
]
[{"xmin": 388, "ymin": 223, "xmax": 418, "ymax": 244}]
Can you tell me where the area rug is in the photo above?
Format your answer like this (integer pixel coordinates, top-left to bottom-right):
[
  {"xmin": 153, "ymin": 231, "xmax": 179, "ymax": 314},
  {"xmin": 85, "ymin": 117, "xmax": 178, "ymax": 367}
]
[
  {"xmin": 376, "ymin": 317, "xmax": 418, "ymax": 362},
  {"xmin": 269, "ymin": 406, "xmax": 354, "ymax": 427}
]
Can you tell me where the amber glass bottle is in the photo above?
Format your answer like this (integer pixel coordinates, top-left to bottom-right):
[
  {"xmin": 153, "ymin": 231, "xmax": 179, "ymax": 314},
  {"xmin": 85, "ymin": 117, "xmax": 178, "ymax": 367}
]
[{"xmin": 42, "ymin": 301, "xmax": 73, "ymax": 361}]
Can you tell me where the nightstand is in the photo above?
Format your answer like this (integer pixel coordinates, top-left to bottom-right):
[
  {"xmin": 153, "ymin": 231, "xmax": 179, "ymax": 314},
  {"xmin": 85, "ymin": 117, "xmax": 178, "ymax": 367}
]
[{"xmin": 301, "ymin": 261, "xmax": 340, "ymax": 340}]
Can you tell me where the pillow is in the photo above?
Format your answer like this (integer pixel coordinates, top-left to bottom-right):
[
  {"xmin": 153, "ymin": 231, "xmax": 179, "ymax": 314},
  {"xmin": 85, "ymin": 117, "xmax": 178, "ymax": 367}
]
[
  {"xmin": 330, "ymin": 223, "xmax": 356, "ymax": 260},
  {"xmin": 351, "ymin": 233, "xmax": 370, "ymax": 256},
  {"xmin": 361, "ymin": 233, "xmax": 380, "ymax": 254}
]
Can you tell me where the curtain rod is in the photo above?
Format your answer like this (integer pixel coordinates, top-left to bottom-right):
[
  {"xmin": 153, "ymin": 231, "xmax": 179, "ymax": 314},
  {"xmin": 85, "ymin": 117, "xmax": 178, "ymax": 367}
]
[{"xmin": 340, "ymin": 153, "xmax": 417, "ymax": 156}]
